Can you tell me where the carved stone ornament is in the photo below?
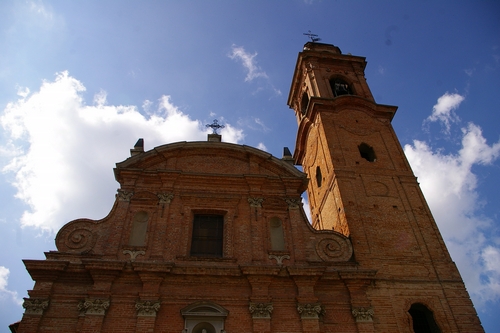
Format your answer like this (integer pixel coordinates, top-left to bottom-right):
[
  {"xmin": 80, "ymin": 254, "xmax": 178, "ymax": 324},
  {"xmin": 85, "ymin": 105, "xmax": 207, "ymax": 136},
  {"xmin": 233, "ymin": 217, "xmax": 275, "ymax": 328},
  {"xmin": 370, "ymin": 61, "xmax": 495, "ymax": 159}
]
[
  {"xmin": 285, "ymin": 197, "xmax": 301, "ymax": 209},
  {"xmin": 315, "ymin": 237, "xmax": 353, "ymax": 262},
  {"xmin": 77, "ymin": 298, "xmax": 110, "ymax": 316},
  {"xmin": 136, "ymin": 300, "xmax": 161, "ymax": 317},
  {"xmin": 57, "ymin": 225, "xmax": 97, "ymax": 254},
  {"xmin": 248, "ymin": 197, "xmax": 264, "ymax": 208},
  {"xmin": 117, "ymin": 189, "xmax": 134, "ymax": 201},
  {"xmin": 249, "ymin": 302, "xmax": 273, "ymax": 319},
  {"xmin": 157, "ymin": 192, "xmax": 174, "ymax": 204},
  {"xmin": 23, "ymin": 298, "xmax": 49, "ymax": 315},
  {"xmin": 123, "ymin": 250, "xmax": 145, "ymax": 262},
  {"xmin": 297, "ymin": 303, "xmax": 325, "ymax": 319},
  {"xmin": 269, "ymin": 254, "xmax": 290, "ymax": 266},
  {"xmin": 352, "ymin": 307, "xmax": 374, "ymax": 322}
]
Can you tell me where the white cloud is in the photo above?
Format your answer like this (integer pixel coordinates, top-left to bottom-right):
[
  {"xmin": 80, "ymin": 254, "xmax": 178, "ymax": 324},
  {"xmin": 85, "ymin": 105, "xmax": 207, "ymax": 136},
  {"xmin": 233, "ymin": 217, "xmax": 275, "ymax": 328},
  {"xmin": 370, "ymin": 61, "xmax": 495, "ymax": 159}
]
[
  {"xmin": 16, "ymin": 86, "xmax": 30, "ymax": 99},
  {"xmin": 256, "ymin": 142, "xmax": 267, "ymax": 151},
  {"xmin": 93, "ymin": 89, "xmax": 107, "ymax": 107},
  {"xmin": 254, "ymin": 118, "xmax": 270, "ymax": 132},
  {"xmin": 464, "ymin": 68, "xmax": 475, "ymax": 77},
  {"xmin": 0, "ymin": 71, "xmax": 244, "ymax": 233},
  {"xmin": 29, "ymin": 1, "xmax": 53, "ymax": 21},
  {"xmin": 0, "ymin": 266, "xmax": 22, "ymax": 305},
  {"xmin": 229, "ymin": 45, "xmax": 268, "ymax": 82},
  {"xmin": 404, "ymin": 119, "xmax": 500, "ymax": 307},
  {"xmin": 426, "ymin": 92, "xmax": 464, "ymax": 133}
]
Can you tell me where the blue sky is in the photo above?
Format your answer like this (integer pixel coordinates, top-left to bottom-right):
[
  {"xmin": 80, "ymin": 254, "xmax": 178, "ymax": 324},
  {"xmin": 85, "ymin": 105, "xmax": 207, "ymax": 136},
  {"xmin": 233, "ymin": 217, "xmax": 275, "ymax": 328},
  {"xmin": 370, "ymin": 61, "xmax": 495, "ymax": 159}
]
[{"xmin": 0, "ymin": 0, "xmax": 499, "ymax": 331}]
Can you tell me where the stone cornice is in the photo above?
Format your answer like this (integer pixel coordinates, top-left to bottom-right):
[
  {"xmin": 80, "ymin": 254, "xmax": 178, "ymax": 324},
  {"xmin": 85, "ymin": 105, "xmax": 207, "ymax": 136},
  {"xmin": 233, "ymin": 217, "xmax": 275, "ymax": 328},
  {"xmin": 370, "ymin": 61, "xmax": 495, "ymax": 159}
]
[
  {"xmin": 132, "ymin": 261, "xmax": 174, "ymax": 273},
  {"xmin": 172, "ymin": 264, "xmax": 241, "ymax": 276},
  {"xmin": 339, "ymin": 269, "xmax": 377, "ymax": 280},
  {"xmin": 23, "ymin": 260, "xmax": 69, "ymax": 280},
  {"xmin": 82, "ymin": 260, "xmax": 126, "ymax": 272},
  {"xmin": 287, "ymin": 266, "xmax": 326, "ymax": 276},
  {"xmin": 240, "ymin": 265, "xmax": 281, "ymax": 276}
]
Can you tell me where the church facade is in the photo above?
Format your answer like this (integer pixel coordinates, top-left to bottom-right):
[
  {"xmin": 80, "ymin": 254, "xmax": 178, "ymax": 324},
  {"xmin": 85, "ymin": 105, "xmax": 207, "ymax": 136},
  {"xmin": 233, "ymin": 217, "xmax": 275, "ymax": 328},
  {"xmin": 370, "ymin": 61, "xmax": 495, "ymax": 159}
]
[{"xmin": 14, "ymin": 43, "xmax": 484, "ymax": 333}]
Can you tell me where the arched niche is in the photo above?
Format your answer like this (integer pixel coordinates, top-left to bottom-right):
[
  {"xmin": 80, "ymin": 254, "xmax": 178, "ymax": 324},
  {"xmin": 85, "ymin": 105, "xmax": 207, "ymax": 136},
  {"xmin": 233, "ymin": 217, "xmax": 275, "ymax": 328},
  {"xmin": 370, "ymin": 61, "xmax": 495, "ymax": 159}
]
[
  {"xmin": 181, "ymin": 301, "xmax": 228, "ymax": 333},
  {"xmin": 128, "ymin": 211, "xmax": 149, "ymax": 246},
  {"xmin": 269, "ymin": 217, "xmax": 285, "ymax": 251}
]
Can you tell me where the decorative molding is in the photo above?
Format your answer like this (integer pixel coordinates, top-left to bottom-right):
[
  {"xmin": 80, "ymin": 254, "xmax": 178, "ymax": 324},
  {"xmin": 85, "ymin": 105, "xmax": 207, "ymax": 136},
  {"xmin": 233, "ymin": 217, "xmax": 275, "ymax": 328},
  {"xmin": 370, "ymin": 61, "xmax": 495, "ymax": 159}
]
[
  {"xmin": 60, "ymin": 226, "xmax": 97, "ymax": 253},
  {"xmin": 285, "ymin": 198, "xmax": 301, "ymax": 209},
  {"xmin": 352, "ymin": 307, "xmax": 374, "ymax": 322},
  {"xmin": 297, "ymin": 303, "xmax": 325, "ymax": 319},
  {"xmin": 249, "ymin": 302, "xmax": 273, "ymax": 319},
  {"xmin": 123, "ymin": 250, "xmax": 145, "ymax": 262},
  {"xmin": 23, "ymin": 298, "xmax": 49, "ymax": 315},
  {"xmin": 117, "ymin": 189, "xmax": 134, "ymax": 201},
  {"xmin": 78, "ymin": 298, "xmax": 110, "ymax": 316},
  {"xmin": 315, "ymin": 237, "xmax": 353, "ymax": 262},
  {"xmin": 268, "ymin": 254, "xmax": 290, "ymax": 266},
  {"xmin": 248, "ymin": 197, "xmax": 264, "ymax": 207},
  {"xmin": 157, "ymin": 192, "xmax": 174, "ymax": 204},
  {"xmin": 136, "ymin": 300, "xmax": 160, "ymax": 317}
]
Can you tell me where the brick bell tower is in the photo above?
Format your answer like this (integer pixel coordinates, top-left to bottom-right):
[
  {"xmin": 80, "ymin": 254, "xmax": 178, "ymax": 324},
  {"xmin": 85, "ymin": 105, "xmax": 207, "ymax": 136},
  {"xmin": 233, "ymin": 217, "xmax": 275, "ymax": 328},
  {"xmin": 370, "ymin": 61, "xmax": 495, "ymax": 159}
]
[{"xmin": 288, "ymin": 42, "xmax": 484, "ymax": 332}]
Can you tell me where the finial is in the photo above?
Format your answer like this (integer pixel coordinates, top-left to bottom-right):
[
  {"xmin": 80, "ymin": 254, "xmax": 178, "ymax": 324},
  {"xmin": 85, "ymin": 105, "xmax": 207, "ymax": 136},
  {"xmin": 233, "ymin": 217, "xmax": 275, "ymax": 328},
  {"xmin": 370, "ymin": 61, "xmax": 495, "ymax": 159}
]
[
  {"xmin": 303, "ymin": 30, "xmax": 321, "ymax": 42},
  {"xmin": 206, "ymin": 119, "xmax": 225, "ymax": 134}
]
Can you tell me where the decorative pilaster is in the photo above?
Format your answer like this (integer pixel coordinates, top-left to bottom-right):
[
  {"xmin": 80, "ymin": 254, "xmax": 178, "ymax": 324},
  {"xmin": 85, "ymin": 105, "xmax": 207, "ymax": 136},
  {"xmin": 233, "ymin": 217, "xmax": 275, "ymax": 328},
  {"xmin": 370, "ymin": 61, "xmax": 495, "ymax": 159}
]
[
  {"xmin": 289, "ymin": 268, "xmax": 324, "ymax": 333},
  {"xmin": 136, "ymin": 300, "xmax": 161, "ymax": 317},
  {"xmin": 297, "ymin": 302, "xmax": 325, "ymax": 319},
  {"xmin": 248, "ymin": 197, "xmax": 265, "ymax": 261},
  {"xmin": 249, "ymin": 302, "xmax": 273, "ymax": 319},
  {"xmin": 117, "ymin": 189, "xmax": 134, "ymax": 201},
  {"xmin": 248, "ymin": 197, "xmax": 264, "ymax": 207},
  {"xmin": 297, "ymin": 302, "xmax": 324, "ymax": 333},
  {"xmin": 157, "ymin": 192, "xmax": 174, "ymax": 205},
  {"xmin": 22, "ymin": 297, "xmax": 49, "ymax": 315},
  {"xmin": 135, "ymin": 299, "xmax": 161, "ymax": 333},
  {"xmin": 78, "ymin": 298, "xmax": 110, "ymax": 315},
  {"xmin": 341, "ymin": 270, "xmax": 376, "ymax": 333},
  {"xmin": 352, "ymin": 307, "xmax": 374, "ymax": 322},
  {"xmin": 132, "ymin": 264, "xmax": 171, "ymax": 332},
  {"xmin": 285, "ymin": 197, "xmax": 301, "ymax": 209},
  {"xmin": 78, "ymin": 298, "xmax": 110, "ymax": 333}
]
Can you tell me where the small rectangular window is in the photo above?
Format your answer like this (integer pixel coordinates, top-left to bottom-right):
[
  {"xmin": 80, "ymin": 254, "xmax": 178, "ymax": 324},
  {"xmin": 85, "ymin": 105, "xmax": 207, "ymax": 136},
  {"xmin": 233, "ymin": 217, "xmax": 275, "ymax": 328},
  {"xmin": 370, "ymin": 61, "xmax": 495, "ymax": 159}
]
[{"xmin": 190, "ymin": 215, "xmax": 223, "ymax": 257}]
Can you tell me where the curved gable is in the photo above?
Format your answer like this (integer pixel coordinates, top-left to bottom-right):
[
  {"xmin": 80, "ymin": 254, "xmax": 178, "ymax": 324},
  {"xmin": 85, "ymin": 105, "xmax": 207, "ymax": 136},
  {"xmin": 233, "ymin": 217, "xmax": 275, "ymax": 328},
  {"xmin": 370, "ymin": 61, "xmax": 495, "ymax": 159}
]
[{"xmin": 115, "ymin": 141, "xmax": 304, "ymax": 180}]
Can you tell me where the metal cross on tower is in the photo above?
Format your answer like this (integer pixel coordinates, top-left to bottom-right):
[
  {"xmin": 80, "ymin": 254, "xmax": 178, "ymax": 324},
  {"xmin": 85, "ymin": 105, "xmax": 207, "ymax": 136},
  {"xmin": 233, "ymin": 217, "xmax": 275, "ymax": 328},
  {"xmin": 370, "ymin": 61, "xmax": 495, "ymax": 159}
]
[
  {"xmin": 303, "ymin": 30, "xmax": 321, "ymax": 42},
  {"xmin": 206, "ymin": 119, "xmax": 225, "ymax": 134}
]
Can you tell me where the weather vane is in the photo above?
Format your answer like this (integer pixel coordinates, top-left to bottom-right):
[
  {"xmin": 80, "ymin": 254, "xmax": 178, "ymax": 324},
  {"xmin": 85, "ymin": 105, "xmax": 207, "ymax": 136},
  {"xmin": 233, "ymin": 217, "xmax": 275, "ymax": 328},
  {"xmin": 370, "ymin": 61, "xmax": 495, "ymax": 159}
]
[
  {"xmin": 206, "ymin": 119, "xmax": 225, "ymax": 134},
  {"xmin": 303, "ymin": 30, "xmax": 321, "ymax": 42}
]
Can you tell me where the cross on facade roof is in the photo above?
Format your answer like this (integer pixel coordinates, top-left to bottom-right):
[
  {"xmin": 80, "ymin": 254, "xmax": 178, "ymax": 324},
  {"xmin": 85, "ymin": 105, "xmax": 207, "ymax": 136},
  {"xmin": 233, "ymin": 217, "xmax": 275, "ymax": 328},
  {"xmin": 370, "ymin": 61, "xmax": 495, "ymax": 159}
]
[
  {"xmin": 303, "ymin": 30, "xmax": 321, "ymax": 42},
  {"xmin": 206, "ymin": 119, "xmax": 225, "ymax": 134}
]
